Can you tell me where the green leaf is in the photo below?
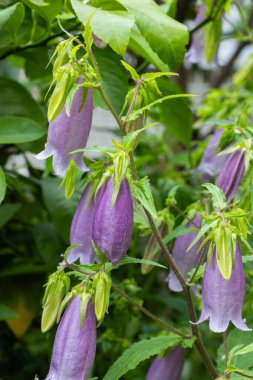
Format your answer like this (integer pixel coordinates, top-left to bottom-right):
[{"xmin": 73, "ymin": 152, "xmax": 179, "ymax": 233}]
[
  {"xmin": 41, "ymin": 177, "xmax": 80, "ymax": 242},
  {"xmin": 232, "ymin": 343, "xmax": 253, "ymax": 358},
  {"xmin": 71, "ymin": 0, "xmax": 134, "ymax": 56},
  {"xmin": 118, "ymin": 0, "xmax": 189, "ymax": 68},
  {"xmin": 129, "ymin": 25, "xmax": 169, "ymax": 72},
  {"xmin": 149, "ymin": 79, "xmax": 193, "ymax": 147},
  {"xmin": 204, "ymin": 19, "xmax": 222, "ymax": 63},
  {"xmin": 0, "ymin": 203, "xmax": 21, "ymax": 229},
  {"xmin": 22, "ymin": 0, "xmax": 63, "ymax": 22},
  {"xmin": 126, "ymin": 94, "xmax": 194, "ymax": 122},
  {"xmin": 103, "ymin": 334, "xmax": 181, "ymax": 380},
  {"xmin": 202, "ymin": 183, "xmax": 227, "ymax": 210},
  {"xmin": 93, "ymin": 45, "xmax": 128, "ymax": 114},
  {"xmin": 0, "ymin": 3, "xmax": 25, "ymax": 48},
  {"xmin": 131, "ymin": 177, "xmax": 157, "ymax": 218},
  {"xmin": 0, "ymin": 167, "xmax": 6, "ymax": 205},
  {"xmin": 121, "ymin": 60, "xmax": 140, "ymax": 81},
  {"xmin": 0, "ymin": 77, "xmax": 46, "ymax": 126},
  {"xmin": 0, "ymin": 116, "xmax": 46, "ymax": 144},
  {"xmin": 106, "ymin": 255, "xmax": 167, "ymax": 272},
  {"xmin": 187, "ymin": 219, "xmax": 218, "ymax": 252},
  {"xmin": 121, "ymin": 122, "xmax": 157, "ymax": 152},
  {"xmin": 0, "ymin": 304, "xmax": 18, "ymax": 321}
]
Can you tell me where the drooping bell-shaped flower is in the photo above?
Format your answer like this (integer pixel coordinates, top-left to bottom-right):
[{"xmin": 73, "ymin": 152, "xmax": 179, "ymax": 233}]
[
  {"xmin": 167, "ymin": 215, "xmax": 202, "ymax": 292},
  {"xmin": 92, "ymin": 178, "xmax": 133, "ymax": 265},
  {"xmin": 194, "ymin": 245, "xmax": 250, "ymax": 333},
  {"xmin": 187, "ymin": 4, "xmax": 206, "ymax": 63},
  {"xmin": 196, "ymin": 129, "xmax": 226, "ymax": 181},
  {"xmin": 36, "ymin": 88, "xmax": 93, "ymax": 176},
  {"xmin": 45, "ymin": 296, "xmax": 96, "ymax": 380},
  {"xmin": 146, "ymin": 346, "xmax": 184, "ymax": 380},
  {"xmin": 67, "ymin": 184, "xmax": 96, "ymax": 265},
  {"xmin": 216, "ymin": 149, "xmax": 245, "ymax": 203}
]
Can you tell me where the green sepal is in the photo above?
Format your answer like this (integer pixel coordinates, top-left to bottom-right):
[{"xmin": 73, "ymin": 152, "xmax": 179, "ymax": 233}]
[
  {"xmin": 60, "ymin": 160, "xmax": 79, "ymax": 199},
  {"xmin": 92, "ymin": 240, "xmax": 107, "ymax": 264},
  {"xmin": 202, "ymin": 183, "xmax": 227, "ymax": 211},
  {"xmin": 93, "ymin": 271, "xmax": 112, "ymax": 323},
  {"xmin": 41, "ymin": 270, "xmax": 70, "ymax": 332}
]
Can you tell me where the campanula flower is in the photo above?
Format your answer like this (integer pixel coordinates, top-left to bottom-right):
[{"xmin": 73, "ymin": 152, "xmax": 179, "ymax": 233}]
[
  {"xmin": 194, "ymin": 245, "xmax": 250, "ymax": 333},
  {"xmin": 45, "ymin": 296, "xmax": 96, "ymax": 380},
  {"xmin": 146, "ymin": 346, "xmax": 184, "ymax": 380},
  {"xmin": 36, "ymin": 88, "xmax": 93, "ymax": 176},
  {"xmin": 92, "ymin": 178, "xmax": 133, "ymax": 265}
]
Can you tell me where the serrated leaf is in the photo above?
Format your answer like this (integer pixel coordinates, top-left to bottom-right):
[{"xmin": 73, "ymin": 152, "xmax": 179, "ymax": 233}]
[
  {"xmin": 131, "ymin": 177, "xmax": 157, "ymax": 218},
  {"xmin": 103, "ymin": 334, "xmax": 181, "ymax": 380},
  {"xmin": 202, "ymin": 183, "xmax": 227, "ymax": 210},
  {"xmin": 105, "ymin": 255, "xmax": 167, "ymax": 272},
  {"xmin": 121, "ymin": 60, "xmax": 140, "ymax": 81},
  {"xmin": 121, "ymin": 122, "xmax": 157, "ymax": 152},
  {"xmin": 125, "ymin": 94, "xmax": 195, "ymax": 121}
]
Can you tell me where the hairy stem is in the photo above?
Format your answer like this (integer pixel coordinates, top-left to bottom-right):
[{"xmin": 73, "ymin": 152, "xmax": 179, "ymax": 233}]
[{"xmin": 90, "ymin": 51, "xmax": 218, "ymax": 379}]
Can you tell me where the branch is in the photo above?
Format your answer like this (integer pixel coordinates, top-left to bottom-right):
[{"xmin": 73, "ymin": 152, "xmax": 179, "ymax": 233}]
[
  {"xmin": 0, "ymin": 25, "xmax": 80, "ymax": 61},
  {"xmin": 112, "ymin": 283, "xmax": 190, "ymax": 339},
  {"xmin": 90, "ymin": 58, "xmax": 218, "ymax": 378}
]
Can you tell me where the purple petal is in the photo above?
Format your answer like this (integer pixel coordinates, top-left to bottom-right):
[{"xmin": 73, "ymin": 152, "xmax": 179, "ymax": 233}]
[
  {"xmin": 68, "ymin": 184, "xmax": 96, "ymax": 265},
  {"xmin": 196, "ymin": 129, "xmax": 226, "ymax": 181},
  {"xmin": 146, "ymin": 346, "xmax": 184, "ymax": 380},
  {"xmin": 167, "ymin": 215, "xmax": 202, "ymax": 292},
  {"xmin": 194, "ymin": 245, "xmax": 250, "ymax": 333},
  {"xmin": 216, "ymin": 149, "xmax": 245, "ymax": 203},
  {"xmin": 46, "ymin": 297, "xmax": 96, "ymax": 380},
  {"xmin": 36, "ymin": 88, "xmax": 93, "ymax": 176},
  {"xmin": 92, "ymin": 178, "xmax": 133, "ymax": 265}
]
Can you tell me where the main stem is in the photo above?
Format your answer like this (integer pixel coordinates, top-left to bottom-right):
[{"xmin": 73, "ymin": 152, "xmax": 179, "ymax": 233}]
[{"xmin": 91, "ymin": 51, "xmax": 218, "ymax": 379}]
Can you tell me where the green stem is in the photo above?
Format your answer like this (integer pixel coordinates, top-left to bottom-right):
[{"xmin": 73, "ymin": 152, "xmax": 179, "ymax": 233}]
[
  {"xmin": 89, "ymin": 52, "xmax": 218, "ymax": 379},
  {"xmin": 112, "ymin": 283, "xmax": 190, "ymax": 339}
]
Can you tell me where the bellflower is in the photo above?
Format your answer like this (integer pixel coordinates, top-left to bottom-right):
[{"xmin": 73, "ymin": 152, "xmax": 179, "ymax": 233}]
[
  {"xmin": 167, "ymin": 215, "xmax": 202, "ymax": 292},
  {"xmin": 196, "ymin": 128, "xmax": 226, "ymax": 181},
  {"xmin": 36, "ymin": 88, "xmax": 93, "ymax": 176},
  {"xmin": 67, "ymin": 184, "xmax": 96, "ymax": 265},
  {"xmin": 146, "ymin": 347, "xmax": 184, "ymax": 380},
  {"xmin": 45, "ymin": 296, "xmax": 96, "ymax": 380},
  {"xmin": 194, "ymin": 245, "xmax": 250, "ymax": 333},
  {"xmin": 187, "ymin": 4, "xmax": 206, "ymax": 63},
  {"xmin": 92, "ymin": 178, "xmax": 133, "ymax": 265},
  {"xmin": 216, "ymin": 149, "xmax": 245, "ymax": 203}
]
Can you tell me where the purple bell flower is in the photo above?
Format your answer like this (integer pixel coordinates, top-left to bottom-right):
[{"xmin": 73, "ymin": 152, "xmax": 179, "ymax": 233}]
[
  {"xmin": 92, "ymin": 178, "xmax": 133, "ymax": 265},
  {"xmin": 167, "ymin": 215, "xmax": 202, "ymax": 292},
  {"xmin": 216, "ymin": 149, "xmax": 245, "ymax": 203},
  {"xmin": 196, "ymin": 129, "xmax": 226, "ymax": 181},
  {"xmin": 45, "ymin": 296, "xmax": 96, "ymax": 380},
  {"xmin": 187, "ymin": 4, "xmax": 206, "ymax": 63},
  {"xmin": 67, "ymin": 185, "xmax": 96, "ymax": 265},
  {"xmin": 36, "ymin": 88, "xmax": 93, "ymax": 176},
  {"xmin": 146, "ymin": 346, "xmax": 184, "ymax": 380},
  {"xmin": 194, "ymin": 245, "xmax": 250, "ymax": 333}
]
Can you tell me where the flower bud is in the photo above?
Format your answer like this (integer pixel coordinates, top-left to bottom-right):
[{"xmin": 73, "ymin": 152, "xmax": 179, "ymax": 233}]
[
  {"xmin": 146, "ymin": 346, "xmax": 184, "ymax": 380},
  {"xmin": 194, "ymin": 245, "xmax": 250, "ymax": 333},
  {"xmin": 167, "ymin": 215, "xmax": 202, "ymax": 292},
  {"xmin": 68, "ymin": 184, "xmax": 96, "ymax": 264},
  {"xmin": 45, "ymin": 296, "xmax": 96, "ymax": 380},
  {"xmin": 92, "ymin": 177, "xmax": 133, "ymax": 265},
  {"xmin": 93, "ymin": 271, "xmax": 112, "ymax": 322},
  {"xmin": 41, "ymin": 270, "xmax": 70, "ymax": 333},
  {"xmin": 36, "ymin": 87, "xmax": 93, "ymax": 176},
  {"xmin": 216, "ymin": 149, "xmax": 245, "ymax": 203}
]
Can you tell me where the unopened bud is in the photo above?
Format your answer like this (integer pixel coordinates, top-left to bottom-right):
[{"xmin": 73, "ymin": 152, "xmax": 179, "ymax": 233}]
[
  {"xmin": 41, "ymin": 270, "xmax": 70, "ymax": 333},
  {"xmin": 94, "ymin": 271, "xmax": 112, "ymax": 322}
]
